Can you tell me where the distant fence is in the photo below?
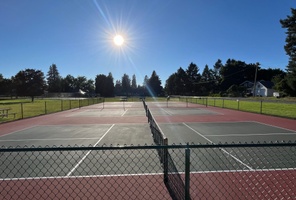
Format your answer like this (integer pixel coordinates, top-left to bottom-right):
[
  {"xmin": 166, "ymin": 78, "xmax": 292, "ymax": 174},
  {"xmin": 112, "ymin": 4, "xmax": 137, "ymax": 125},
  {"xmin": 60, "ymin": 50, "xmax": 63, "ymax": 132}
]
[
  {"xmin": 178, "ymin": 96, "xmax": 296, "ymax": 119},
  {"xmin": 0, "ymin": 143, "xmax": 295, "ymax": 199},
  {"xmin": 0, "ymin": 98, "xmax": 104, "ymax": 122}
]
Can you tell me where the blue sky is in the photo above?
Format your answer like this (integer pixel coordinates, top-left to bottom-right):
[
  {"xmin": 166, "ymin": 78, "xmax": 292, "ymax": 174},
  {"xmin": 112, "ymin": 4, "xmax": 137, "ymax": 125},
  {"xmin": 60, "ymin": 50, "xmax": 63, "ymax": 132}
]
[{"xmin": 0, "ymin": 0, "xmax": 295, "ymax": 86}]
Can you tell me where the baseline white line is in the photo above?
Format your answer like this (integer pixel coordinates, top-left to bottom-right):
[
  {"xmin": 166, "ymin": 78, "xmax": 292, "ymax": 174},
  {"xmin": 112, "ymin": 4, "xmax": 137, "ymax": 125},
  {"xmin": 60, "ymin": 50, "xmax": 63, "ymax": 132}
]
[
  {"xmin": 182, "ymin": 122, "xmax": 253, "ymax": 170},
  {"xmin": 0, "ymin": 138, "xmax": 104, "ymax": 142},
  {"xmin": 66, "ymin": 124, "xmax": 115, "ymax": 177},
  {"xmin": 121, "ymin": 109, "xmax": 128, "ymax": 116},
  {"xmin": 0, "ymin": 172, "xmax": 164, "ymax": 181},
  {"xmin": 253, "ymin": 121, "xmax": 296, "ymax": 133},
  {"xmin": 190, "ymin": 167, "xmax": 296, "ymax": 174},
  {"xmin": 207, "ymin": 132, "xmax": 296, "ymax": 137},
  {"xmin": 2, "ymin": 167, "xmax": 295, "ymax": 181}
]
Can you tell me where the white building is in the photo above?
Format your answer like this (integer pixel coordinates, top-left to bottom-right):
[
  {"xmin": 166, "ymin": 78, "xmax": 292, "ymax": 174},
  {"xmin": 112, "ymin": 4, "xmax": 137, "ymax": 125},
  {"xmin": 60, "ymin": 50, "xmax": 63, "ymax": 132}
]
[
  {"xmin": 240, "ymin": 80, "xmax": 275, "ymax": 97},
  {"xmin": 253, "ymin": 81, "xmax": 275, "ymax": 97}
]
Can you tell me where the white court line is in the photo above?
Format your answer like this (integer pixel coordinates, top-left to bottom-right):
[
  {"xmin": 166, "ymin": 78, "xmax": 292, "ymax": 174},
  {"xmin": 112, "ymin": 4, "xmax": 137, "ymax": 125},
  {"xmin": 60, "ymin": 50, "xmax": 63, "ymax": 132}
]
[
  {"xmin": 0, "ymin": 126, "xmax": 37, "ymax": 138},
  {"xmin": 253, "ymin": 121, "xmax": 296, "ymax": 133},
  {"xmin": 66, "ymin": 124, "xmax": 115, "ymax": 177},
  {"xmin": 1, "ymin": 167, "xmax": 295, "ymax": 181},
  {"xmin": 161, "ymin": 108, "xmax": 173, "ymax": 115},
  {"xmin": 206, "ymin": 132, "xmax": 296, "ymax": 137},
  {"xmin": 0, "ymin": 138, "xmax": 104, "ymax": 142},
  {"xmin": 190, "ymin": 167, "xmax": 296, "ymax": 174},
  {"xmin": 121, "ymin": 109, "xmax": 128, "ymax": 116},
  {"xmin": 183, "ymin": 122, "xmax": 253, "ymax": 170},
  {"xmin": 0, "ymin": 172, "xmax": 164, "ymax": 181}
]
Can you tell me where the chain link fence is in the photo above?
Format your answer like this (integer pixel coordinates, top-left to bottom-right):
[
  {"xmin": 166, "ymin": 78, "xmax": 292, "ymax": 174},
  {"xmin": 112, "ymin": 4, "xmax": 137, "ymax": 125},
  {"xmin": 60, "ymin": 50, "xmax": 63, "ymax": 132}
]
[
  {"xmin": 0, "ymin": 143, "xmax": 295, "ymax": 199},
  {"xmin": 0, "ymin": 98, "xmax": 104, "ymax": 122},
  {"xmin": 177, "ymin": 96, "xmax": 296, "ymax": 119}
]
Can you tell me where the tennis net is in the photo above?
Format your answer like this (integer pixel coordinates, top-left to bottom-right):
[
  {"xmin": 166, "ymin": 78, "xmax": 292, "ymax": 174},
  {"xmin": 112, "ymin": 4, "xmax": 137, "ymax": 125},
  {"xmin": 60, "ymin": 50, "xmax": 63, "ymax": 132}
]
[{"xmin": 143, "ymin": 100, "xmax": 189, "ymax": 200}]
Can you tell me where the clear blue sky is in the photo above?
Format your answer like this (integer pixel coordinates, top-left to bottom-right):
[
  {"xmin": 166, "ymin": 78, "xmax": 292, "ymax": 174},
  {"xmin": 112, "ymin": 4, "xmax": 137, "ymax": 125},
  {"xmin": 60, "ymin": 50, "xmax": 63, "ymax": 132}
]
[{"xmin": 0, "ymin": 0, "xmax": 295, "ymax": 86}]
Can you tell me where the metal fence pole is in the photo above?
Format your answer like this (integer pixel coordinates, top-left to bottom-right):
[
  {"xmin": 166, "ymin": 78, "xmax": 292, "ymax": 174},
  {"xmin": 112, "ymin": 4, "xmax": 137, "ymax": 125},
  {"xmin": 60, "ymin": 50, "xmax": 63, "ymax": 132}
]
[
  {"xmin": 163, "ymin": 139, "xmax": 168, "ymax": 184},
  {"xmin": 260, "ymin": 100, "xmax": 263, "ymax": 114},
  {"xmin": 45, "ymin": 101, "xmax": 47, "ymax": 114},
  {"xmin": 185, "ymin": 145, "xmax": 191, "ymax": 200},
  {"xmin": 21, "ymin": 103, "xmax": 24, "ymax": 119}
]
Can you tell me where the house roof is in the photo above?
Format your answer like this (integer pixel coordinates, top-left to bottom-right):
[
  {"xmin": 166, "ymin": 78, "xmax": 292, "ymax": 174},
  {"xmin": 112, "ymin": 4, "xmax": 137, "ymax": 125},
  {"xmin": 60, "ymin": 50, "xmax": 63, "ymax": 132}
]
[{"xmin": 258, "ymin": 80, "xmax": 274, "ymax": 89}]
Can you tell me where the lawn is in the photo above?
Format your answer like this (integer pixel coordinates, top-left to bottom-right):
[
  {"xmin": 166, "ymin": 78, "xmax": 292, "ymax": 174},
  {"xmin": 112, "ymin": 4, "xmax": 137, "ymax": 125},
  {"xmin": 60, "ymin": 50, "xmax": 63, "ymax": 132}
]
[
  {"xmin": 182, "ymin": 97, "xmax": 296, "ymax": 119},
  {"xmin": 0, "ymin": 98, "xmax": 103, "ymax": 122}
]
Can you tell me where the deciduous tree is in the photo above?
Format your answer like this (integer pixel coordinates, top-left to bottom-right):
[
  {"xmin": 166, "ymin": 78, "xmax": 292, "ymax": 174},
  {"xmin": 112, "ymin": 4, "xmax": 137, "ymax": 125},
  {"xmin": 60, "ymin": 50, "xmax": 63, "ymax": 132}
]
[{"xmin": 13, "ymin": 69, "xmax": 46, "ymax": 101}]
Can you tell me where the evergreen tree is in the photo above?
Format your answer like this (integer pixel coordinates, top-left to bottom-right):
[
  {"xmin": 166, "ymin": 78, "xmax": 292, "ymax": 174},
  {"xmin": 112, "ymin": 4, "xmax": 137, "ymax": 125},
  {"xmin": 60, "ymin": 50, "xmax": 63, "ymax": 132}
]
[
  {"xmin": 147, "ymin": 70, "xmax": 163, "ymax": 97},
  {"xmin": 165, "ymin": 73, "xmax": 177, "ymax": 95},
  {"xmin": 106, "ymin": 73, "xmax": 114, "ymax": 97},
  {"xmin": 131, "ymin": 74, "xmax": 137, "ymax": 95},
  {"xmin": 122, "ymin": 74, "xmax": 131, "ymax": 96},
  {"xmin": 132, "ymin": 74, "xmax": 137, "ymax": 89},
  {"xmin": 47, "ymin": 64, "xmax": 62, "ymax": 92},
  {"xmin": 200, "ymin": 65, "xmax": 215, "ymax": 95},
  {"xmin": 95, "ymin": 73, "xmax": 114, "ymax": 97},
  {"xmin": 280, "ymin": 8, "xmax": 296, "ymax": 95},
  {"xmin": 185, "ymin": 62, "xmax": 201, "ymax": 95}
]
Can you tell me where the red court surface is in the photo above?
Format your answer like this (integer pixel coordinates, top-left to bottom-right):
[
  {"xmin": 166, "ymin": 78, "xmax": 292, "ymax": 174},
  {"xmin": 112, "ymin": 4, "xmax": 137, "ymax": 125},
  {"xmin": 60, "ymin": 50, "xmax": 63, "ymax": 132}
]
[{"xmin": 0, "ymin": 174, "xmax": 171, "ymax": 200}]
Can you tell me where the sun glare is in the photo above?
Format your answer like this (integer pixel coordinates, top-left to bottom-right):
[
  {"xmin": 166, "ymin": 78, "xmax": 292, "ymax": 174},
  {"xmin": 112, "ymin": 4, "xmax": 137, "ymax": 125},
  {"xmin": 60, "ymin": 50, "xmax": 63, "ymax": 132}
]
[{"xmin": 113, "ymin": 35, "xmax": 124, "ymax": 46}]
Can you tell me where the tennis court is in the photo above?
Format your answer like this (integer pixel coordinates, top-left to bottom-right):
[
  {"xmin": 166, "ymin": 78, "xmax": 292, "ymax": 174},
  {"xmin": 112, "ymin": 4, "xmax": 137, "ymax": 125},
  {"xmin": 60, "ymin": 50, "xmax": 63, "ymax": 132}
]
[{"xmin": 0, "ymin": 100, "xmax": 295, "ymax": 199}]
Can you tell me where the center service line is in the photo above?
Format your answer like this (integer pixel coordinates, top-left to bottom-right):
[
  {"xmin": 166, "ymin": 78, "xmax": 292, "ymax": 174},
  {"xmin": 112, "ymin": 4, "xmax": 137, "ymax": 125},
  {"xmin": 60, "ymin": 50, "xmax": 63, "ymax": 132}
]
[
  {"xmin": 66, "ymin": 124, "xmax": 115, "ymax": 177},
  {"xmin": 182, "ymin": 123, "xmax": 253, "ymax": 170},
  {"xmin": 121, "ymin": 109, "xmax": 128, "ymax": 116}
]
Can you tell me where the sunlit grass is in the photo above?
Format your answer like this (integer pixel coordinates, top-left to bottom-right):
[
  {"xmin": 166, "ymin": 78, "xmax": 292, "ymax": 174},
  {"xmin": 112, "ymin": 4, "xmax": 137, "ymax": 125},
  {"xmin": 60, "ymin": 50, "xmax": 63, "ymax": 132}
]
[
  {"xmin": 183, "ymin": 97, "xmax": 296, "ymax": 119},
  {"xmin": 0, "ymin": 98, "xmax": 103, "ymax": 123}
]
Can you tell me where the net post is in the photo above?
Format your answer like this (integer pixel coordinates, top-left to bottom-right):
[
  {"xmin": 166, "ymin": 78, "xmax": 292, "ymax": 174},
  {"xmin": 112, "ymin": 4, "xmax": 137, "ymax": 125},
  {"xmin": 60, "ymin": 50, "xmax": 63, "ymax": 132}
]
[
  {"xmin": 185, "ymin": 144, "xmax": 191, "ymax": 200},
  {"xmin": 163, "ymin": 138, "xmax": 168, "ymax": 184}
]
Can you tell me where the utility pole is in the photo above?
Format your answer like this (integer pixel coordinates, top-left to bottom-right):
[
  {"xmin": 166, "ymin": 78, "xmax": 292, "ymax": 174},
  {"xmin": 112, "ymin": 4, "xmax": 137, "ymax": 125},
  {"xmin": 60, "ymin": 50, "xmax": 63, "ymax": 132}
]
[{"xmin": 253, "ymin": 63, "xmax": 259, "ymax": 97}]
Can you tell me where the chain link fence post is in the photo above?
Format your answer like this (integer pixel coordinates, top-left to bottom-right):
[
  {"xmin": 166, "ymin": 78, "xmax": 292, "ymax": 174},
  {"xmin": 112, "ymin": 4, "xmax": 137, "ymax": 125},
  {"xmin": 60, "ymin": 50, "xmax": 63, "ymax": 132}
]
[
  {"xmin": 185, "ymin": 144, "xmax": 191, "ymax": 200},
  {"xmin": 21, "ymin": 103, "xmax": 24, "ymax": 119}
]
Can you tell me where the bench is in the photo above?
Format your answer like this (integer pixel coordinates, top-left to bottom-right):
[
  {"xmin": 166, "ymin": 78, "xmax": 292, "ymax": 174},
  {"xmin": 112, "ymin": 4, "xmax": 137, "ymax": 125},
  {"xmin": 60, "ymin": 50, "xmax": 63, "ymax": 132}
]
[
  {"xmin": 0, "ymin": 113, "xmax": 7, "ymax": 118},
  {"xmin": 120, "ymin": 97, "xmax": 128, "ymax": 101},
  {"xmin": 9, "ymin": 112, "xmax": 17, "ymax": 118},
  {"xmin": 0, "ymin": 112, "xmax": 17, "ymax": 118}
]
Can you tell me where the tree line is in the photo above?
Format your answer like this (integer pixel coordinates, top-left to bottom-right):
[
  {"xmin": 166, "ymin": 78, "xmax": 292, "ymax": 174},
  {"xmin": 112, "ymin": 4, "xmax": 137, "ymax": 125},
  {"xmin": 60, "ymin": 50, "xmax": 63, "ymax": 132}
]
[
  {"xmin": 0, "ymin": 64, "xmax": 163, "ymax": 101},
  {"xmin": 165, "ymin": 60, "xmax": 286, "ymax": 97},
  {"xmin": 0, "ymin": 59, "xmax": 287, "ymax": 101},
  {"xmin": 1, "ymin": 8, "xmax": 296, "ymax": 99}
]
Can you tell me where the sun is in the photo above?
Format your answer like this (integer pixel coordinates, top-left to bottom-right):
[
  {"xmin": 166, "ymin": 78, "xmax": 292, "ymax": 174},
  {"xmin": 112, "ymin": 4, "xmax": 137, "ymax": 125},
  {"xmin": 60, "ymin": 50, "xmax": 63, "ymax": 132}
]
[{"xmin": 113, "ymin": 35, "xmax": 124, "ymax": 46}]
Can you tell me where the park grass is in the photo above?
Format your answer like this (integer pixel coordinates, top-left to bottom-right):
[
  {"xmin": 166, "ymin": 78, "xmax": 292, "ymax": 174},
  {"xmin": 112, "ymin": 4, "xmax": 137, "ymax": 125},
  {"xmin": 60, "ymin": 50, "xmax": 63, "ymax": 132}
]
[
  {"xmin": 185, "ymin": 97, "xmax": 296, "ymax": 119},
  {"xmin": 0, "ymin": 98, "xmax": 103, "ymax": 123}
]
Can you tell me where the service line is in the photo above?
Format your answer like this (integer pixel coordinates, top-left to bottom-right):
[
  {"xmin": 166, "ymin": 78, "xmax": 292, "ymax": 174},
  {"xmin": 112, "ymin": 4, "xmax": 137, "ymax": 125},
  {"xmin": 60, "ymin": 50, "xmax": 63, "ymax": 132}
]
[{"xmin": 66, "ymin": 124, "xmax": 115, "ymax": 177}]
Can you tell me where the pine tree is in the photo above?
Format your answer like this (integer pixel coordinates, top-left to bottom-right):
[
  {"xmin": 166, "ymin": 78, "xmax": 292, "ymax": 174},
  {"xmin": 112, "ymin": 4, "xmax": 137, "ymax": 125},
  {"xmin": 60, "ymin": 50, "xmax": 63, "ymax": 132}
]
[
  {"xmin": 280, "ymin": 8, "xmax": 296, "ymax": 95},
  {"xmin": 47, "ymin": 64, "xmax": 62, "ymax": 92}
]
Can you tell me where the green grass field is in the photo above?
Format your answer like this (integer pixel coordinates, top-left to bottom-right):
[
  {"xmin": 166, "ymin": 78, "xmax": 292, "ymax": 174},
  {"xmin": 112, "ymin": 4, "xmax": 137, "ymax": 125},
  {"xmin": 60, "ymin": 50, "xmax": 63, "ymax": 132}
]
[
  {"xmin": 183, "ymin": 97, "xmax": 296, "ymax": 119},
  {"xmin": 0, "ymin": 98, "xmax": 103, "ymax": 123}
]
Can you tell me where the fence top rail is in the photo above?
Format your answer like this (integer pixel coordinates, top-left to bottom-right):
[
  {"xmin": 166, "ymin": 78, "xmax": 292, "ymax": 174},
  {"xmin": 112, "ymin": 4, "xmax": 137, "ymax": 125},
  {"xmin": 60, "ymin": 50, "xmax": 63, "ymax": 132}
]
[{"xmin": 1, "ymin": 142, "xmax": 296, "ymax": 152}]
